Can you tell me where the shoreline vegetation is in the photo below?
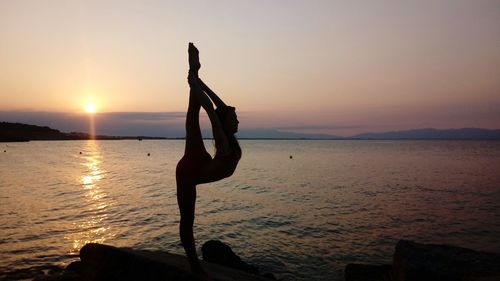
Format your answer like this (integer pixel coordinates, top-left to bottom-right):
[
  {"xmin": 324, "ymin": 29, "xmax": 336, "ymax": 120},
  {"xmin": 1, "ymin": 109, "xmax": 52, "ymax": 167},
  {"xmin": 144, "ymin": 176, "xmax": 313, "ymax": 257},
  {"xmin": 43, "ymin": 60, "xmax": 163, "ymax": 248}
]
[{"xmin": 1, "ymin": 122, "xmax": 500, "ymax": 142}]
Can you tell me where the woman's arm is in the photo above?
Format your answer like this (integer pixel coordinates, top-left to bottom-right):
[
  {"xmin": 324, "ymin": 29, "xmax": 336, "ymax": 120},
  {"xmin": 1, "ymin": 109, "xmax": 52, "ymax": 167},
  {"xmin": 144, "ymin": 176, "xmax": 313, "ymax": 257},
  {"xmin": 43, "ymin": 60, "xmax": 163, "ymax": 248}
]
[
  {"xmin": 188, "ymin": 75, "xmax": 230, "ymax": 154},
  {"xmin": 198, "ymin": 78, "xmax": 226, "ymax": 108}
]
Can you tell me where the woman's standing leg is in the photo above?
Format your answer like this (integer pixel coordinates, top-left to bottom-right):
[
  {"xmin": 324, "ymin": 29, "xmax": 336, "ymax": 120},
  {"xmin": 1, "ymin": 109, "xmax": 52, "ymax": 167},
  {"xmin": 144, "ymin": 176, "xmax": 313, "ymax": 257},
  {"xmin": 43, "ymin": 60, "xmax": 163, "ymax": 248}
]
[
  {"xmin": 175, "ymin": 42, "xmax": 207, "ymax": 274},
  {"xmin": 177, "ymin": 180, "xmax": 203, "ymax": 272}
]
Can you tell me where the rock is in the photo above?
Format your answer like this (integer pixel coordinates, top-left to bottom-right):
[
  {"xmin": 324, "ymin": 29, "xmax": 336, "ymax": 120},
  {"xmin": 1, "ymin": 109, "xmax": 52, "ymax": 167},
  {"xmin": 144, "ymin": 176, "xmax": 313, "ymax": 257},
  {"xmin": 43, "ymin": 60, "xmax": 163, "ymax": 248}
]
[
  {"xmin": 78, "ymin": 243, "xmax": 200, "ymax": 281},
  {"xmin": 393, "ymin": 240, "xmax": 500, "ymax": 281},
  {"xmin": 74, "ymin": 243, "xmax": 272, "ymax": 281},
  {"xmin": 202, "ymin": 240, "xmax": 276, "ymax": 279},
  {"xmin": 345, "ymin": 264, "xmax": 392, "ymax": 281},
  {"xmin": 66, "ymin": 261, "xmax": 82, "ymax": 272},
  {"xmin": 26, "ymin": 243, "xmax": 273, "ymax": 281},
  {"xmin": 202, "ymin": 240, "xmax": 259, "ymax": 275}
]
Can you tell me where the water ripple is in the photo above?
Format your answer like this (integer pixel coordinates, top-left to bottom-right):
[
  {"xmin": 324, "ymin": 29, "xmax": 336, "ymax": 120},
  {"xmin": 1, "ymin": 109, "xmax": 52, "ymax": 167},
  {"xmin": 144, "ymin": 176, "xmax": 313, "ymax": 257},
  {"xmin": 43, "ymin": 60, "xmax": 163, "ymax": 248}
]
[{"xmin": 1, "ymin": 140, "xmax": 500, "ymax": 281}]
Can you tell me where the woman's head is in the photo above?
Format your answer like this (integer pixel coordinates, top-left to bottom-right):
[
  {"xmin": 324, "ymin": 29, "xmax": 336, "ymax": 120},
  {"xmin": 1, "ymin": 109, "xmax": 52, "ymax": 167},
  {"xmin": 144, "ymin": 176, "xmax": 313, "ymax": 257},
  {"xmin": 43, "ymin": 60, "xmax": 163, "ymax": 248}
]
[
  {"xmin": 215, "ymin": 106, "xmax": 241, "ymax": 157},
  {"xmin": 216, "ymin": 106, "xmax": 239, "ymax": 135}
]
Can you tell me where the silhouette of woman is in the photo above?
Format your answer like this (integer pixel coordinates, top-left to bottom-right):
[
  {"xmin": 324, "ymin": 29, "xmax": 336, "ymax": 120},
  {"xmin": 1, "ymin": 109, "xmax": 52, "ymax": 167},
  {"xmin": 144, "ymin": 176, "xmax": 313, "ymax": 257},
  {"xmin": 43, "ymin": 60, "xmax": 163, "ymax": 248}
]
[{"xmin": 176, "ymin": 43, "xmax": 241, "ymax": 278}]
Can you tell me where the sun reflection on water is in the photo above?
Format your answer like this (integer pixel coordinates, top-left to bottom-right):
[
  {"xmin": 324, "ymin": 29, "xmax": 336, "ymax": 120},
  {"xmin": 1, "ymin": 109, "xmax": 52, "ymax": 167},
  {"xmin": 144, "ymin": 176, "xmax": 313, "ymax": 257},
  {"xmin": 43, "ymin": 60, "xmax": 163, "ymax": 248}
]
[{"xmin": 64, "ymin": 140, "xmax": 114, "ymax": 254}]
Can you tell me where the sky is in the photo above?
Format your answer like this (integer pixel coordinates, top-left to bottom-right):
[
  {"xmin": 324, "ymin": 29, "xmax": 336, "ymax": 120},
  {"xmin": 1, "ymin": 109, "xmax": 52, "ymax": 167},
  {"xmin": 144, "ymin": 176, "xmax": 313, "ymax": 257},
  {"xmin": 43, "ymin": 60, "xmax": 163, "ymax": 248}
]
[{"xmin": 1, "ymin": 0, "xmax": 499, "ymax": 137}]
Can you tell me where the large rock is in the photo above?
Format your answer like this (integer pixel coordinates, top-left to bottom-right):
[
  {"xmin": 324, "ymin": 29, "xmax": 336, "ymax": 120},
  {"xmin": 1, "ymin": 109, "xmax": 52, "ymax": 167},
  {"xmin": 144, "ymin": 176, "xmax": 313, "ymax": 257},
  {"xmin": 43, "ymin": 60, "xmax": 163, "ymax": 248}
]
[
  {"xmin": 77, "ymin": 243, "xmax": 194, "ymax": 281},
  {"xmin": 33, "ymin": 243, "xmax": 274, "ymax": 281},
  {"xmin": 393, "ymin": 240, "xmax": 500, "ymax": 281}
]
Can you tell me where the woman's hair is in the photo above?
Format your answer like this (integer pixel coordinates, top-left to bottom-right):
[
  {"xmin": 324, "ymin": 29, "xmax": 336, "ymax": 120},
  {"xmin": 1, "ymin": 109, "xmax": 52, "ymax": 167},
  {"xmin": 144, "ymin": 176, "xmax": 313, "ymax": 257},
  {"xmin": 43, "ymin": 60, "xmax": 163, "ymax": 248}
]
[{"xmin": 215, "ymin": 106, "xmax": 241, "ymax": 157}]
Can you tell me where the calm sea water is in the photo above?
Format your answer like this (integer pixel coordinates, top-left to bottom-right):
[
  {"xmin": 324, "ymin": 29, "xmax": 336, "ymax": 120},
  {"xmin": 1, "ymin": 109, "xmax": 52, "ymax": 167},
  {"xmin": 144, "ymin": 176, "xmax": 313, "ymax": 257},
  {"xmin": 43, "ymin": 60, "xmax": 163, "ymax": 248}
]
[{"xmin": 1, "ymin": 140, "xmax": 500, "ymax": 280}]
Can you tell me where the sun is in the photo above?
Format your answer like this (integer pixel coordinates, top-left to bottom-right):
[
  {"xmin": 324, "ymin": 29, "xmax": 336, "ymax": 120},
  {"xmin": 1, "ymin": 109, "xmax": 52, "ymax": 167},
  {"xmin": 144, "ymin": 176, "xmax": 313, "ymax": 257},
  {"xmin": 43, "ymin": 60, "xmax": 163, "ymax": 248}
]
[{"xmin": 85, "ymin": 103, "xmax": 96, "ymax": 114}]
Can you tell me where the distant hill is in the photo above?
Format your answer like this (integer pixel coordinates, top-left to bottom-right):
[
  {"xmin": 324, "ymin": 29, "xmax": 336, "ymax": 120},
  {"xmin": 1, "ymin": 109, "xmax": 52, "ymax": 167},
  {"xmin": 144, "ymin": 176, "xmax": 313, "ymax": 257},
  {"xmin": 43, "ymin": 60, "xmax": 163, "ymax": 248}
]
[
  {"xmin": 0, "ymin": 122, "xmax": 136, "ymax": 142},
  {"xmin": 1, "ymin": 122, "xmax": 69, "ymax": 142},
  {"xmin": 352, "ymin": 128, "xmax": 500, "ymax": 140}
]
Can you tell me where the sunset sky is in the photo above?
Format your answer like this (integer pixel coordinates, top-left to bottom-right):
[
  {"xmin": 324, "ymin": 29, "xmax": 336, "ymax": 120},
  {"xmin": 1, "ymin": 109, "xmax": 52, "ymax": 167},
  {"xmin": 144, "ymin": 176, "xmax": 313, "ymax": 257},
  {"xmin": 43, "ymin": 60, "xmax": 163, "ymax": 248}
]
[{"xmin": 1, "ymin": 0, "xmax": 499, "ymax": 137}]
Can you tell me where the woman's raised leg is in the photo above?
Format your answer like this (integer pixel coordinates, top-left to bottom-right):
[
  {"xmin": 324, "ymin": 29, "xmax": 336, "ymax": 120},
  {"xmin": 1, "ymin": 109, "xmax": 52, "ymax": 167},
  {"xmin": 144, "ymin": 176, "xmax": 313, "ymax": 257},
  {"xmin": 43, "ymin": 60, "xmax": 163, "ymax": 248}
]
[
  {"xmin": 184, "ymin": 89, "xmax": 207, "ymax": 154},
  {"xmin": 184, "ymin": 42, "xmax": 207, "ymax": 154}
]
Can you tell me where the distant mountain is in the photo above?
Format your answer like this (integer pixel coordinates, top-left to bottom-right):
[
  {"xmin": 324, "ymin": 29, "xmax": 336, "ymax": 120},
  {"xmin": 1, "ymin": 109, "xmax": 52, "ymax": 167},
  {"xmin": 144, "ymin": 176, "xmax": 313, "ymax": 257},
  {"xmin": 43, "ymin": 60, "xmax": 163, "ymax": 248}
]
[{"xmin": 351, "ymin": 128, "xmax": 500, "ymax": 140}]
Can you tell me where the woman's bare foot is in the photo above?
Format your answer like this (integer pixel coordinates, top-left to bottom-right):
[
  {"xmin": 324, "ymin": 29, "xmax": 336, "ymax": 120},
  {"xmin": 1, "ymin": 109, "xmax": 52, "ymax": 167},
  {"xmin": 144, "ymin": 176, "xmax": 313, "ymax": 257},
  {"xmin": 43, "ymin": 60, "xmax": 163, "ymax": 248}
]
[{"xmin": 188, "ymin": 42, "xmax": 201, "ymax": 76}]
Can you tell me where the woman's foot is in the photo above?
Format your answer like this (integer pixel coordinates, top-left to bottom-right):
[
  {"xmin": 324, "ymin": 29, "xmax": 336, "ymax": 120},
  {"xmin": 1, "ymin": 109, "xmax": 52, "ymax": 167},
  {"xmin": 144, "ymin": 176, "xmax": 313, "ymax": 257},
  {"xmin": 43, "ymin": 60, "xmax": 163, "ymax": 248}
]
[{"xmin": 188, "ymin": 42, "xmax": 201, "ymax": 76}]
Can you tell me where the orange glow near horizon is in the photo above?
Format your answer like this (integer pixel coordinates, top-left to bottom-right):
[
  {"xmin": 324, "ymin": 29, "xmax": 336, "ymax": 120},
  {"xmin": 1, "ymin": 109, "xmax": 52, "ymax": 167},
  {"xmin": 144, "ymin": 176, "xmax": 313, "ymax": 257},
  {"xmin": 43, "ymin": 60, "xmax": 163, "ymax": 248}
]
[{"xmin": 1, "ymin": 1, "xmax": 499, "ymax": 135}]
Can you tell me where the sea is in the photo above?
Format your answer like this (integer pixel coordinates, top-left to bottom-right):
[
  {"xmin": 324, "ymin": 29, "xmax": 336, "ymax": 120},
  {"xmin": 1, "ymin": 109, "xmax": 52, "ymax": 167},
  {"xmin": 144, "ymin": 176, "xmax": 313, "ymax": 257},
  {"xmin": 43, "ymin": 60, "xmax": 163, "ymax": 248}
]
[{"xmin": 1, "ymin": 140, "xmax": 500, "ymax": 280}]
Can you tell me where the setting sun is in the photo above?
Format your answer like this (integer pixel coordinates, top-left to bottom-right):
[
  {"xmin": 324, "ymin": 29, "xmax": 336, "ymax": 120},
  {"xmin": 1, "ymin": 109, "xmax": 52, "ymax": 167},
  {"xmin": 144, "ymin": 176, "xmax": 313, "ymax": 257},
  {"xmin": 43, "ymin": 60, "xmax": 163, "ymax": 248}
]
[{"xmin": 85, "ymin": 104, "xmax": 96, "ymax": 114}]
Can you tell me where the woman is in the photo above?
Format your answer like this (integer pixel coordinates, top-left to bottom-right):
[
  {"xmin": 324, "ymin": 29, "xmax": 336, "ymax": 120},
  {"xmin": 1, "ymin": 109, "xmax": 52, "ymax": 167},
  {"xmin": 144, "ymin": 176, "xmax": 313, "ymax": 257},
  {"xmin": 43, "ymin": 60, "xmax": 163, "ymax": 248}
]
[{"xmin": 176, "ymin": 43, "xmax": 242, "ymax": 277}]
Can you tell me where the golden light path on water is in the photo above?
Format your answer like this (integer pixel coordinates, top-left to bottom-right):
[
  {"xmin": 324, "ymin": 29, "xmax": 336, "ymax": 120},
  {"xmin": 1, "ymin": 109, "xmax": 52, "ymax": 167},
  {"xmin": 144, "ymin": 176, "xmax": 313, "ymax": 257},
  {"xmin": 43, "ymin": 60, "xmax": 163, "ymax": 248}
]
[{"xmin": 64, "ymin": 140, "xmax": 114, "ymax": 254}]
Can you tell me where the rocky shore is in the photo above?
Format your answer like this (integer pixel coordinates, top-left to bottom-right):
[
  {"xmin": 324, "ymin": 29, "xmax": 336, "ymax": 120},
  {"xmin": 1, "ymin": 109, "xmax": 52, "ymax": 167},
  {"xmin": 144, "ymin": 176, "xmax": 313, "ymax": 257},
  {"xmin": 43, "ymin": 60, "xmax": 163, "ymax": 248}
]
[
  {"xmin": 23, "ymin": 241, "xmax": 275, "ymax": 281},
  {"xmin": 2, "ymin": 240, "xmax": 499, "ymax": 281},
  {"xmin": 345, "ymin": 240, "xmax": 500, "ymax": 281}
]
